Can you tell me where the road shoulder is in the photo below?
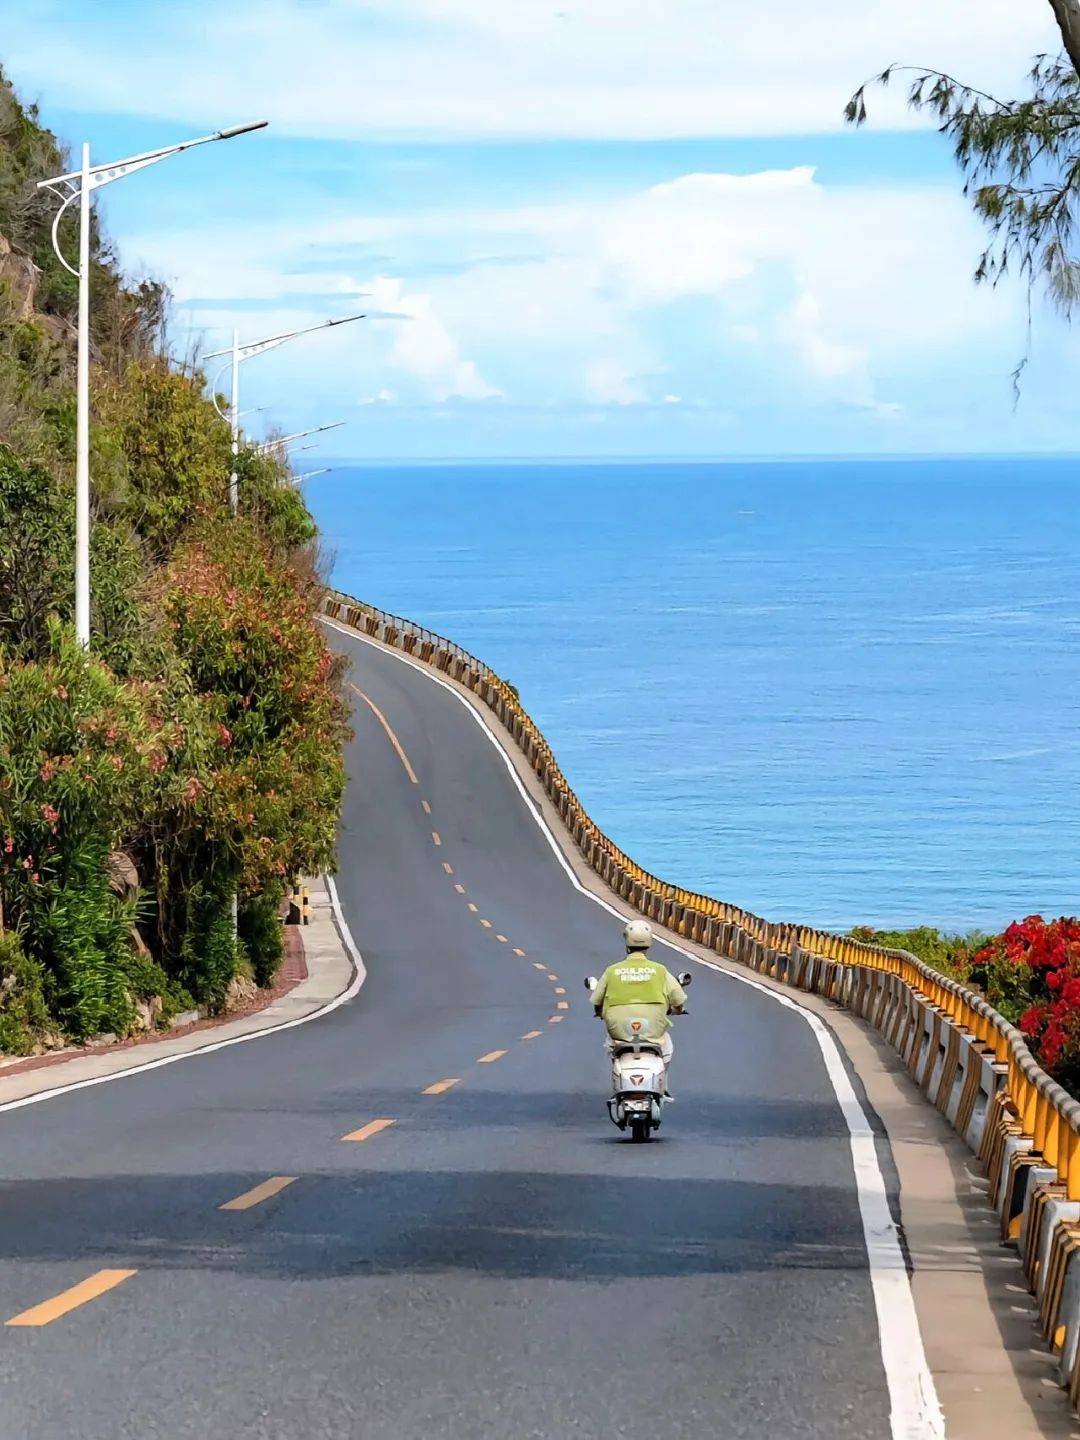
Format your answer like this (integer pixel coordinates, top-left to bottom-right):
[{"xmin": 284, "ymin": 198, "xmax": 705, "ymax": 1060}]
[{"xmin": 0, "ymin": 874, "xmax": 359, "ymax": 1110}]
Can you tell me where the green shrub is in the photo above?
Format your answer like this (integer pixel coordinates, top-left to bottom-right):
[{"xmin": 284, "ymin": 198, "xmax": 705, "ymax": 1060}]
[
  {"xmin": 0, "ymin": 931, "xmax": 49, "ymax": 1054},
  {"xmin": 239, "ymin": 887, "xmax": 285, "ymax": 988},
  {"xmin": 848, "ymin": 925, "xmax": 985, "ymax": 980},
  {"xmin": 177, "ymin": 872, "xmax": 238, "ymax": 1013}
]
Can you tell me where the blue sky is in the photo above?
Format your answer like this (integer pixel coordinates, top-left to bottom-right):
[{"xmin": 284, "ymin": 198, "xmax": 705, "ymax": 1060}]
[{"xmin": 4, "ymin": 0, "xmax": 1076, "ymax": 459}]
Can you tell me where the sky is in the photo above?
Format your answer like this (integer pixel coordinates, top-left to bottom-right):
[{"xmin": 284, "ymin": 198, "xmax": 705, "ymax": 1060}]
[{"xmin": 3, "ymin": 0, "xmax": 1077, "ymax": 460}]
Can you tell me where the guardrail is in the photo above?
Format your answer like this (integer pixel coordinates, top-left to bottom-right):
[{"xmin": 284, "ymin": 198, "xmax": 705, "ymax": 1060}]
[{"xmin": 324, "ymin": 585, "xmax": 1080, "ymax": 1403}]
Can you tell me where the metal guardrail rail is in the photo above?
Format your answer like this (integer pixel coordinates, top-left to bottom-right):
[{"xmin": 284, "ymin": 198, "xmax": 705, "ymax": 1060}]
[{"xmin": 324, "ymin": 585, "xmax": 1080, "ymax": 1402}]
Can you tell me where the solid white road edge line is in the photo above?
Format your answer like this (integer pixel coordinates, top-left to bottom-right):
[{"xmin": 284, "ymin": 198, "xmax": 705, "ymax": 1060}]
[
  {"xmin": 325, "ymin": 615, "xmax": 946, "ymax": 1440},
  {"xmin": 0, "ymin": 876, "xmax": 366, "ymax": 1117}
]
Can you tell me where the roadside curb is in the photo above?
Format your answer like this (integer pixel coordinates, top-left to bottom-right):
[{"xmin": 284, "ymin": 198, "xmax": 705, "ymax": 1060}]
[{"xmin": 0, "ymin": 873, "xmax": 361, "ymax": 1111}]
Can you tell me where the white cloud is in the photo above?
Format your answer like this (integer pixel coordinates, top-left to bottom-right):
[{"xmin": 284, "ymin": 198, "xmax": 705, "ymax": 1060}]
[
  {"xmin": 6, "ymin": 0, "xmax": 1060, "ymax": 140},
  {"xmin": 132, "ymin": 160, "xmax": 1023, "ymax": 426},
  {"xmin": 585, "ymin": 360, "xmax": 647, "ymax": 407},
  {"xmin": 364, "ymin": 276, "xmax": 500, "ymax": 402}
]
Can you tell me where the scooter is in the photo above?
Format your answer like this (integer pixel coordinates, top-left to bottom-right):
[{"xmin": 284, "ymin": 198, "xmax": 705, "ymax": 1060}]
[{"xmin": 583, "ymin": 972, "xmax": 692, "ymax": 1143}]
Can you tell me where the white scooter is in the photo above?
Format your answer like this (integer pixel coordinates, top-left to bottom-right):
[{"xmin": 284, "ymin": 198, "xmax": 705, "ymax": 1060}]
[{"xmin": 583, "ymin": 972, "xmax": 692, "ymax": 1143}]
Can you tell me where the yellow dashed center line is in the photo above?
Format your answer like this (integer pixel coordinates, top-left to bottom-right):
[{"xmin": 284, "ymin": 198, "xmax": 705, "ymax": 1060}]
[
  {"xmin": 521, "ymin": 1030, "xmax": 543, "ymax": 1040},
  {"xmin": 533, "ymin": 962, "xmax": 547, "ymax": 971},
  {"xmin": 478, "ymin": 1050, "xmax": 507, "ymax": 1064},
  {"xmin": 431, "ymin": 831, "xmax": 442, "ymax": 847},
  {"xmin": 6, "ymin": 1270, "xmax": 137, "ymax": 1327},
  {"xmin": 480, "ymin": 919, "xmax": 492, "ymax": 929},
  {"xmin": 549, "ymin": 1015, "xmax": 564, "ymax": 1024},
  {"xmin": 423, "ymin": 1078, "xmax": 461, "ymax": 1096},
  {"xmin": 442, "ymin": 861, "xmax": 453, "ymax": 875},
  {"xmin": 496, "ymin": 934, "xmax": 508, "ymax": 943},
  {"xmin": 454, "ymin": 883, "xmax": 466, "ymax": 894},
  {"xmin": 548, "ymin": 974, "xmax": 559, "ymax": 982},
  {"xmin": 421, "ymin": 799, "xmax": 432, "ymax": 815},
  {"xmin": 513, "ymin": 948, "xmax": 526, "ymax": 957},
  {"xmin": 349, "ymin": 684, "xmax": 418, "ymax": 784},
  {"xmin": 220, "ymin": 1176, "xmax": 297, "ymax": 1212},
  {"xmin": 342, "ymin": 1118, "xmax": 397, "ymax": 1143},
  {"xmin": 468, "ymin": 903, "xmax": 479, "ymax": 913},
  {"xmin": 556, "ymin": 1000, "xmax": 570, "ymax": 1010},
  {"xmin": 553, "ymin": 987, "xmax": 566, "ymax": 995}
]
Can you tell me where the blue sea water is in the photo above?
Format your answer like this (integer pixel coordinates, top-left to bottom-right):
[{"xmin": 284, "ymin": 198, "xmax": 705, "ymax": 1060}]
[{"xmin": 309, "ymin": 457, "xmax": 1080, "ymax": 934}]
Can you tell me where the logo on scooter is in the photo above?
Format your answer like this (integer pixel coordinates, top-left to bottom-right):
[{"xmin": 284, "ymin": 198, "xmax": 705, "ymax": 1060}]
[{"xmin": 630, "ymin": 1074, "xmax": 644, "ymax": 1085}]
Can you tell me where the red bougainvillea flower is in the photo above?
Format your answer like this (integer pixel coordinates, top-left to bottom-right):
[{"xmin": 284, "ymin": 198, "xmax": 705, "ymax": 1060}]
[{"xmin": 1020, "ymin": 1003, "xmax": 1046, "ymax": 1037}]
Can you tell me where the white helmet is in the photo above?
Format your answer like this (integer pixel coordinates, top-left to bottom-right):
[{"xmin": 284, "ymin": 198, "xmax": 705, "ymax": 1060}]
[{"xmin": 623, "ymin": 918, "xmax": 653, "ymax": 951}]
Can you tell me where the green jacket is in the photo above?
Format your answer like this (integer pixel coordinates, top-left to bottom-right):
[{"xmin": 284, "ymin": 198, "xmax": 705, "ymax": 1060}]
[{"xmin": 592, "ymin": 952, "xmax": 687, "ymax": 1040}]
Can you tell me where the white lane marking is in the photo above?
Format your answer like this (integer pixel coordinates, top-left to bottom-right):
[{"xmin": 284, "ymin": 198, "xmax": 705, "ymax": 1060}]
[
  {"xmin": 0, "ymin": 876, "xmax": 366, "ymax": 1117},
  {"xmin": 325, "ymin": 615, "xmax": 945, "ymax": 1440}
]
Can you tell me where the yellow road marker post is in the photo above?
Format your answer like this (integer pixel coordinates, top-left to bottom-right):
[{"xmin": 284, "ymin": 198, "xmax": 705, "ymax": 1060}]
[
  {"xmin": 423, "ymin": 1078, "xmax": 461, "ymax": 1095},
  {"xmin": 342, "ymin": 1118, "xmax": 397, "ymax": 1143},
  {"xmin": 6, "ymin": 1270, "xmax": 137, "ymax": 1327},
  {"xmin": 220, "ymin": 1176, "xmax": 297, "ymax": 1211},
  {"xmin": 478, "ymin": 1050, "xmax": 507, "ymax": 1063}
]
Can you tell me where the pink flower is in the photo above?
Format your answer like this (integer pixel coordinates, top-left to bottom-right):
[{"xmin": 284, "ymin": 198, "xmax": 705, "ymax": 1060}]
[
  {"xmin": 39, "ymin": 760, "xmax": 55, "ymax": 782},
  {"xmin": 40, "ymin": 804, "xmax": 59, "ymax": 825},
  {"xmin": 3, "ymin": 836, "xmax": 13, "ymax": 854}
]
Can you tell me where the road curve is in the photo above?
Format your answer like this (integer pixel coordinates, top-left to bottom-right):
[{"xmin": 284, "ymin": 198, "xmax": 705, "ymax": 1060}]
[{"xmin": 0, "ymin": 621, "xmax": 931, "ymax": 1439}]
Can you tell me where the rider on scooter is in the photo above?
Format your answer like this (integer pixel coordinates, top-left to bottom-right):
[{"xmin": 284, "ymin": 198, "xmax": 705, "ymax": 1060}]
[{"xmin": 591, "ymin": 920, "xmax": 687, "ymax": 1096}]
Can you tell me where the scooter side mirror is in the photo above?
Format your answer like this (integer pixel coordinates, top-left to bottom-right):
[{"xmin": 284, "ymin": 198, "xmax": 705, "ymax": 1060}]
[
  {"xmin": 584, "ymin": 975, "xmax": 598, "ymax": 990},
  {"xmin": 678, "ymin": 972, "xmax": 693, "ymax": 987}
]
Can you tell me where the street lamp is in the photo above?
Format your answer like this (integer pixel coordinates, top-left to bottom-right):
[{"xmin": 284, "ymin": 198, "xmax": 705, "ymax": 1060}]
[
  {"xmin": 205, "ymin": 314, "xmax": 366, "ymax": 513},
  {"xmin": 37, "ymin": 120, "xmax": 268, "ymax": 647},
  {"xmin": 255, "ymin": 421, "xmax": 345, "ymax": 456}
]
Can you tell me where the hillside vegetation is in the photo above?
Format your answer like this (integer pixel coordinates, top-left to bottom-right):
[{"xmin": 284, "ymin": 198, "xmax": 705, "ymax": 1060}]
[{"xmin": 0, "ymin": 69, "xmax": 349, "ymax": 1052}]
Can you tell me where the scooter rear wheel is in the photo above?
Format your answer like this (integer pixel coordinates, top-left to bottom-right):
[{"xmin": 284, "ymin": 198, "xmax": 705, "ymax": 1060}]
[{"xmin": 629, "ymin": 1114, "xmax": 651, "ymax": 1143}]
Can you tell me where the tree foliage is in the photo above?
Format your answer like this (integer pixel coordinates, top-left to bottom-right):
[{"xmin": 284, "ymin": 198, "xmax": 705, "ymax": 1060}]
[
  {"xmin": 0, "ymin": 66, "xmax": 349, "ymax": 1048},
  {"xmin": 846, "ymin": 4, "xmax": 1080, "ymax": 377}
]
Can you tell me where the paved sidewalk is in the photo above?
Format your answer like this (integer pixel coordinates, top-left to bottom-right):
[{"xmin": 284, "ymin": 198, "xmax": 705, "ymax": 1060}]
[{"xmin": 0, "ymin": 874, "xmax": 358, "ymax": 1109}]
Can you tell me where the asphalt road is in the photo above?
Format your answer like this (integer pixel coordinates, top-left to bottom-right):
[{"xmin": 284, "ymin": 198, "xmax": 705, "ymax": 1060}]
[{"xmin": 0, "ymin": 623, "xmax": 910, "ymax": 1439}]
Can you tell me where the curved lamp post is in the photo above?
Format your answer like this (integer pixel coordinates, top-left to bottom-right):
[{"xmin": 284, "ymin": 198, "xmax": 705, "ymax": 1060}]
[
  {"xmin": 205, "ymin": 316, "xmax": 366, "ymax": 513},
  {"xmin": 37, "ymin": 120, "xmax": 267, "ymax": 647}
]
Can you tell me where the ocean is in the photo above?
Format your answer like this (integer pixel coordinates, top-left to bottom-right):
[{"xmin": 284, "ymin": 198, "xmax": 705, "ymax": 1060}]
[{"xmin": 309, "ymin": 457, "xmax": 1080, "ymax": 934}]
